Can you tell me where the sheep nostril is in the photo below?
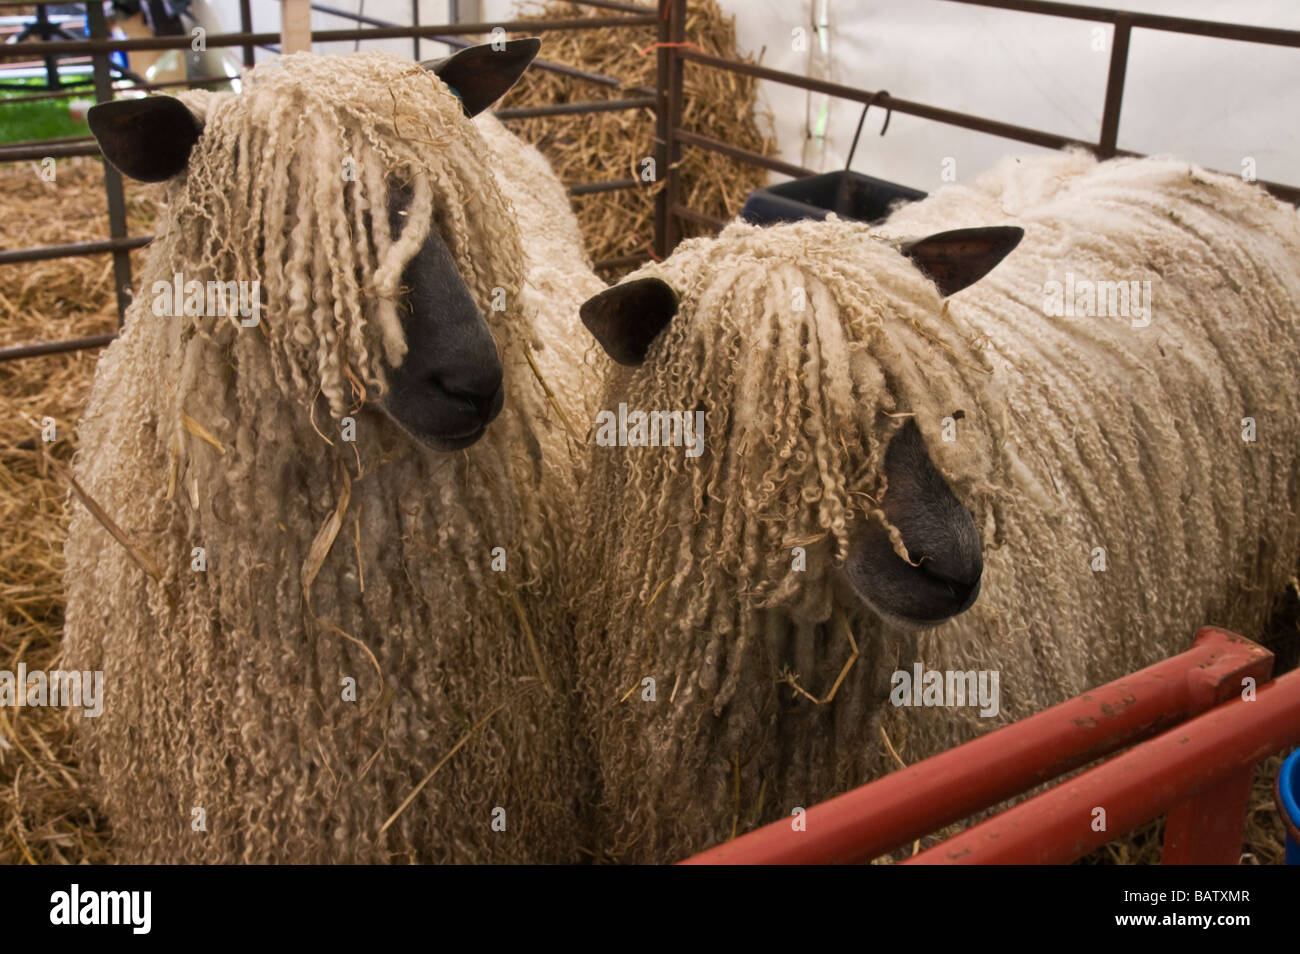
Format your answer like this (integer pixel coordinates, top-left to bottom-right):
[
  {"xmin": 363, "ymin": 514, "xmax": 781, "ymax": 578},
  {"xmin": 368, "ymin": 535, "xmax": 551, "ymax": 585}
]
[
  {"xmin": 918, "ymin": 561, "xmax": 982, "ymax": 608},
  {"xmin": 477, "ymin": 384, "xmax": 504, "ymax": 423},
  {"xmin": 440, "ymin": 380, "xmax": 503, "ymax": 423}
]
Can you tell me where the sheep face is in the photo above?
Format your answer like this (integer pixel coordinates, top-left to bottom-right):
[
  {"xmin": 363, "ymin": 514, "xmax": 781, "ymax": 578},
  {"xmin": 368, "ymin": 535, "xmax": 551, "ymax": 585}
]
[
  {"xmin": 579, "ymin": 222, "xmax": 1020, "ymax": 629},
  {"xmin": 377, "ymin": 37, "xmax": 549, "ymax": 450},
  {"xmin": 375, "ymin": 182, "xmax": 504, "ymax": 451},
  {"xmin": 86, "ymin": 40, "xmax": 542, "ymax": 453},
  {"xmin": 842, "ymin": 418, "xmax": 983, "ymax": 627}
]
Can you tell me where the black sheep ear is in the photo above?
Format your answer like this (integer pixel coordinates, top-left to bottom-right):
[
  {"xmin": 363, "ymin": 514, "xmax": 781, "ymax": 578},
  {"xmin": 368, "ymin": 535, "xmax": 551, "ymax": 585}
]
[
  {"xmin": 580, "ymin": 277, "xmax": 678, "ymax": 367},
  {"xmin": 87, "ymin": 96, "xmax": 203, "ymax": 183},
  {"xmin": 900, "ymin": 226, "xmax": 1024, "ymax": 296},
  {"xmin": 421, "ymin": 38, "xmax": 541, "ymax": 117}
]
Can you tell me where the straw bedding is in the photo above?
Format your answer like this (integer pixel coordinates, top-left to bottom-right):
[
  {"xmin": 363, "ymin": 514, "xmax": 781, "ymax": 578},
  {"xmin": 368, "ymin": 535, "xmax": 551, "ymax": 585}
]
[
  {"xmin": 1, "ymin": 12, "xmax": 1294, "ymax": 866},
  {"xmin": 497, "ymin": 0, "xmax": 774, "ymax": 276}
]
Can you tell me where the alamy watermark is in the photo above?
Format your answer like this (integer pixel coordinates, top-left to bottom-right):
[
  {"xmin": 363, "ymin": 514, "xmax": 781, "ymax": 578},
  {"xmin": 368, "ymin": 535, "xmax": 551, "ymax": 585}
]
[
  {"xmin": 152, "ymin": 272, "xmax": 261, "ymax": 326},
  {"xmin": 50, "ymin": 884, "xmax": 150, "ymax": 934},
  {"xmin": 0, "ymin": 665, "xmax": 103, "ymax": 718},
  {"xmin": 593, "ymin": 402, "xmax": 705, "ymax": 458},
  {"xmin": 890, "ymin": 664, "xmax": 1000, "ymax": 717},
  {"xmin": 1043, "ymin": 272, "xmax": 1152, "ymax": 328}
]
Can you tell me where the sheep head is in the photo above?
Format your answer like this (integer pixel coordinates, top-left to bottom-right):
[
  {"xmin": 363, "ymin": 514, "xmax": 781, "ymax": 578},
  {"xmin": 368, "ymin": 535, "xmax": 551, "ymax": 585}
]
[
  {"xmin": 579, "ymin": 220, "xmax": 1020, "ymax": 629},
  {"xmin": 86, "ymin": 42, "xmax": 541, "ymax": 452}
]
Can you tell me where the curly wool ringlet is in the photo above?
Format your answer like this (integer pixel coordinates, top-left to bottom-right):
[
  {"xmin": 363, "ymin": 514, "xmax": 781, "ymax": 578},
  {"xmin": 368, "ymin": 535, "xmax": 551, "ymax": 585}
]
[
  {"xmin": 62, "ymin": 51, "xmax": 589, "ymax": 863},
  {"xmin": 574, "ymin": 155, "xmax": 1300, "ymax": 863}
]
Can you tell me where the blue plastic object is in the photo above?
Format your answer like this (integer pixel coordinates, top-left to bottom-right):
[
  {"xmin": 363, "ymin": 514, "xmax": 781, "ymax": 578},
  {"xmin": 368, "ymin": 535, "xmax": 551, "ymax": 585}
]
[
  {"xmin": 77, "ymin": 20, "xmax": 129, "ymax": 74},
  {"xmin": 1279, "ymin": 747, "xmax": 1300, "ymax": 865}
]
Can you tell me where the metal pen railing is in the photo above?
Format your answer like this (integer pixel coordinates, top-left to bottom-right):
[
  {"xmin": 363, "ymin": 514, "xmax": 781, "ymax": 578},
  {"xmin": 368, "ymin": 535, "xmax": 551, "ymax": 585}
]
[
  {"xmin": 3, "ymin": 0, "xmax": 1299, "ymax": 363},
  {"xmin": 0, "ymin": 2, "xmax": 659, "ymax": 362}
]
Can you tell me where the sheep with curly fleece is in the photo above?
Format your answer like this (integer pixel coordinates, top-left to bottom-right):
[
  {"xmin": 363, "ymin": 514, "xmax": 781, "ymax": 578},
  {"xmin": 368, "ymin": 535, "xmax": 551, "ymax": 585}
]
[
  {"xmin": 63, "ymin": 43, "xmax": 595, "ymax": 863},
  {"xmin": 573, "ymin": 154, "xmax": 1300, "ymax": 863}
]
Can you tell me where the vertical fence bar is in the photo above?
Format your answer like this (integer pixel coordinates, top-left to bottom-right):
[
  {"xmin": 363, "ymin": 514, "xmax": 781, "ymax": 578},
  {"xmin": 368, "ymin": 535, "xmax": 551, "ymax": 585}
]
[
  {"xmin": 38, "ymin": 5, "xmax": 60, "ymax": 90},
  {"xmin": 653, "ymin": 0, "xmax": 685, "ymax": 257},
  {"xmin": 1160, "ymin": 768, "xmax": 1255, "ymax": 864},
  {"xmin": 85, "ymin": 1, "xmax": 132, "ymax": 325},
  {"xmin": 652, "ymin": 0, "xmax": 670, "ymax": 258},
  {"xmin": 1160, "ymin": 640, "xmax": 1273, "ymax": 864},
  {"xmin": 1098, "ymin": 12, "xmax": 1132, "ymax": 158},
  {"xmin": 412, "ymin": 0, "xmax": 421, "ymax": 60},
  {"xmin": 665, "ymin": 0, "xmax": 685, "ymax": 252},
  {"xmin": 240, "ymin": 0, "xmax": 255, "ymax": 67}
]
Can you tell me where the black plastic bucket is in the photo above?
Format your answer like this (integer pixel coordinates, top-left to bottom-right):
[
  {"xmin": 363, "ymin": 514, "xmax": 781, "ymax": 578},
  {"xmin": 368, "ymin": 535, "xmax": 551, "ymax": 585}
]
[
  {"xmin": 741, "ymin": 169, "xmax": 926, "ymax": 226},
  {"xmin": 741, "ymin": 92, "xmax": 925, "ymax": 227}
]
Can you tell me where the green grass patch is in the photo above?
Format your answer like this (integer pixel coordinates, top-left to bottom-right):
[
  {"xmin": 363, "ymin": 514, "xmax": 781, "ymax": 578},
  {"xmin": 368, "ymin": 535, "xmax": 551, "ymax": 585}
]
[{"xmin": 0, "ymin": 76, "xmax": 93, "ymax": 145}]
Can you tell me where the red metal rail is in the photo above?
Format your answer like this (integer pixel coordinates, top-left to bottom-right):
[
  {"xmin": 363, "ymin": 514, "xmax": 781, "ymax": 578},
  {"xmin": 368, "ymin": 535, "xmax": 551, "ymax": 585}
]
[
  {"xmin": 681, "ymin": 627, "xmax": 1294, "ymax": 865},
  {"xmin": 906, "ymin": 667, "xmax": 1300, "ymax": 864}
]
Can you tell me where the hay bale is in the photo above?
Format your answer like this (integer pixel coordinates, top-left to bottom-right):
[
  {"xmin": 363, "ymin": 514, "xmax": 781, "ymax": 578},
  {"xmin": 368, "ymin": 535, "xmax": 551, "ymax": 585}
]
[
  {"xmin": 0, "ymin": 156, "xmax": 161, "ymax": 864},
  {"xmin": 497, "ymin": 0, "xmax": 774, "ymax": 274}
]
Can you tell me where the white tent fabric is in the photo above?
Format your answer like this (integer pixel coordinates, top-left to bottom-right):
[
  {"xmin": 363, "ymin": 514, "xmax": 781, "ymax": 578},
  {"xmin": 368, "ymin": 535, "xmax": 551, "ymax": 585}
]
[
  {"xmin": 722, "ymin": 0, "xmax": 1300, "ymax": 193},
  {"xmin": 209, "ymin": 0, "xmax": 1300, "ymax": 193}
]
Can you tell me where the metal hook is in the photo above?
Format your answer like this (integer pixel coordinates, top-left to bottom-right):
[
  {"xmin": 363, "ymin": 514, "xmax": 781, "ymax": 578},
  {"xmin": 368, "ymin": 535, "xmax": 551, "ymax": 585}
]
[{"xmin": 845, "ymin": 90, "xmax": 892, "ymax": 173}]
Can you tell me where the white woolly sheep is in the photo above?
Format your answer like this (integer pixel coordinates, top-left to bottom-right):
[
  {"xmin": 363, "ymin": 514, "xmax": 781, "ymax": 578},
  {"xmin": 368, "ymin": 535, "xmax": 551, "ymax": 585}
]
[
  {"xmin": 572, "ymin": 153, "xmax": 1300, "ymax": 863},
  {"xmin": 63, "ymin": 44, "xmax": 598, "ymax": 863}
]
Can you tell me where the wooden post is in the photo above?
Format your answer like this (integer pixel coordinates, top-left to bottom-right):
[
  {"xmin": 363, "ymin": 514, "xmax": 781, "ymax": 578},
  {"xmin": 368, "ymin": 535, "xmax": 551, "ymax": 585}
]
[
  {"xmin": 281, "ymin": 0, "xmax": 313, "ymax": 55},
  {"xmin": 451, "ymin": 2, "xmax": 484, "ymax": 25},
  {"xmin": 449, "ymin": 1, "xmax": 484, "ymax": 56}
]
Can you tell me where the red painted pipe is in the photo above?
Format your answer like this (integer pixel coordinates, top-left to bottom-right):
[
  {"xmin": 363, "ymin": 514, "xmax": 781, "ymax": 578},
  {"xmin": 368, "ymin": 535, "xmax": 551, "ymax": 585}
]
[
  {"xmin": 905, "ymin": 666, "xmax": 1300, "ymax": 864},
  {"xmin": 1160, "ymin": 767, "xmax": 1255, "ymax": 864},
  {"xmin": 679, "ymin": 627, "xmax": 1272, "ymax": 865}
]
